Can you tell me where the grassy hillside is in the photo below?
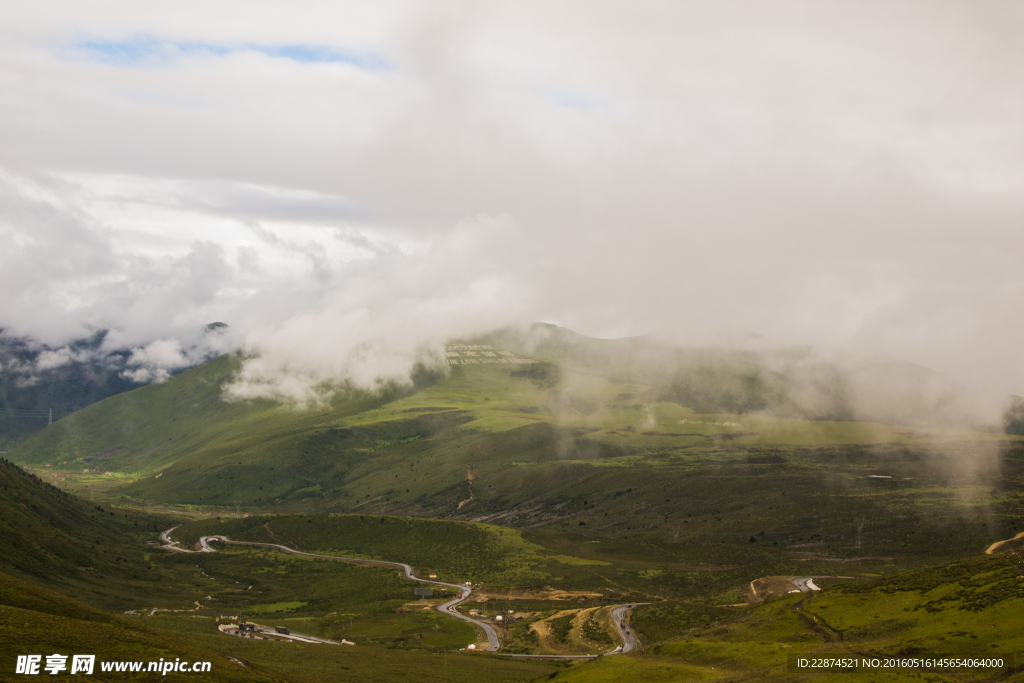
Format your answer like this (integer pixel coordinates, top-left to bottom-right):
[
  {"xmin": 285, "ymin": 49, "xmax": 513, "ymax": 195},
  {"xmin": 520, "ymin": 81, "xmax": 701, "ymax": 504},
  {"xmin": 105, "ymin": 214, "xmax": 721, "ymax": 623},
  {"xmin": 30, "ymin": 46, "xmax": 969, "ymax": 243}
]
[
  {"xmin": 547, "ymin": 552, "xmax": 1024, "ymax": 682},
  {"xmin": 5, "ymin": 412, "xmax": 1024, "ymax": 679},
  {"xmin": 0, "ymin": 454, "xmax": 559, "ymax": 680},
  {"xmin": 0, "ymin": 456, "xmax": 200, "ymax": 612},
  {"xmin": 9, "ymin": 330, "xmax": 1024, "ymax": 599},
  {"xmin": 0, "ymin": 568, "xmax": 557, "ymax": 683},
  {"xmin": 4, "ymin": 324, "xmax": 1023, "ymax": 680},
  {"xmin": 0, "ymin": 570, "xmax": 293, "ymax": 682},
  {"xmin": 481, "ymin": 324, "xmax": 972, "ymax": 424}
]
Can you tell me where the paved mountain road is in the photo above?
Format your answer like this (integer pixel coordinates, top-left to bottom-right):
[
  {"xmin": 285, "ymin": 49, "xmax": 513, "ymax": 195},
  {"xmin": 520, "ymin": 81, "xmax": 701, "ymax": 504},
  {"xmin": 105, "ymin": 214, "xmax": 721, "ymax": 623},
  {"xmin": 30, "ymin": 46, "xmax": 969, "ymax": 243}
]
[
  {"xmin": 161, "ymin": 527, "xmax": 638, "ymax": 656},
  {"xmin": 161, "ymin": 527, "xmax": 499, "ymax": 651},
  {"xmin": 609, "ymin": 605, "xmax": 638, "ymax": 653}
]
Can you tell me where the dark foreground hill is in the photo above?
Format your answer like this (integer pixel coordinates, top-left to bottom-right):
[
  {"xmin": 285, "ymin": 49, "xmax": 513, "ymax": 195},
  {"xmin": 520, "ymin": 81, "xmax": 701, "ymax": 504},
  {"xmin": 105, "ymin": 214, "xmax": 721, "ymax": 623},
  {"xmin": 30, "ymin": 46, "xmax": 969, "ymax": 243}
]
[
  {"xmin": 3, "ymin": 445, "xmax": 1024, "ymax": 681},
  {"xmin": 0, "ymin": 571, "xmax": 292, "ymax": 683},
  {"xmin": 0, "ymin": 456, "xmax": 185, "ymax": 610}
]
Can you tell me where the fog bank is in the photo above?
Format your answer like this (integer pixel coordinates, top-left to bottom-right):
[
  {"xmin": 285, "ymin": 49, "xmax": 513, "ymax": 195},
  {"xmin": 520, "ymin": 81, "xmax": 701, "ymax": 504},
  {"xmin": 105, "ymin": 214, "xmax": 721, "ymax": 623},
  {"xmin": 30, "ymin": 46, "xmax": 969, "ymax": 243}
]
[{"xmin": 0, "ymin": 2, "xmax": 1022, "ymax": 417}]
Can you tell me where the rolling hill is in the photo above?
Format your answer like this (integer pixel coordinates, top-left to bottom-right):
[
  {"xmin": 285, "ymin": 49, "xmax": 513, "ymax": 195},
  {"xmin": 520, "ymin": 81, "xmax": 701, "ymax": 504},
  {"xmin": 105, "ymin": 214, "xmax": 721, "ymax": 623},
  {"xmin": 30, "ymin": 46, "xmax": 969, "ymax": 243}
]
[
  {"xmin": 7, "ymin": 325, "xmax": 1023, "ymax": 589},
  {"xmin": 0, "ymin": 457, "xmax": 558, "ymax": 682},
  {"xmin": 548, "ymin": 550, "xmax": 1024, "ymax": 682},
  {"xmin": 0, "ymin": 570, "xmax": 292, "ymax": 683}
]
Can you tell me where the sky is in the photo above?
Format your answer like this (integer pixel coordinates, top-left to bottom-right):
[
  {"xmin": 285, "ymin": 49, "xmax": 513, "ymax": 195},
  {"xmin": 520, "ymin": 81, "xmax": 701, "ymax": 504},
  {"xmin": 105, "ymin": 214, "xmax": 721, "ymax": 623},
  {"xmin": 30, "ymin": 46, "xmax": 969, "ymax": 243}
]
[{"xmin": 0, "ymin": 1, "xmax": 1022, "ymax": 409}]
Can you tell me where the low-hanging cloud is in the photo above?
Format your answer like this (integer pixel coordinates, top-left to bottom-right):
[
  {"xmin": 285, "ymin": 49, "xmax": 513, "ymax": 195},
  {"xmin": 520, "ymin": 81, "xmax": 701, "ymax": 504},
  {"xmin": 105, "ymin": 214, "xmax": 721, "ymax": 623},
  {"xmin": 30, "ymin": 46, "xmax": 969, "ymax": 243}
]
[
  {"xmin": 121, "ymin": 334, "xmax": 232, "ymax": 383},
  {"xmin": 0, "ymin": 1, "xmax": 1022, "ymax": 420},
  {"xmin": 224, "ymin": 213, "xmax": 536, "ymax": 405}
]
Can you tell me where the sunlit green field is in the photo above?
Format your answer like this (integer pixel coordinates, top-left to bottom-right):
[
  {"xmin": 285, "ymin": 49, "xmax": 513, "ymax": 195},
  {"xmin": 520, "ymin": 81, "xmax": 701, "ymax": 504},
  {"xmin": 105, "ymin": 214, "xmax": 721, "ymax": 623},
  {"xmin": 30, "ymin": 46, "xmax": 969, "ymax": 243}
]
[
  {"xmin": 5, "ymin": 328, "xmax": 1024, "ymax": 681},
  {"xmin": 547, "ymin": 553, "xmax": 1024, "ymax": 682}
]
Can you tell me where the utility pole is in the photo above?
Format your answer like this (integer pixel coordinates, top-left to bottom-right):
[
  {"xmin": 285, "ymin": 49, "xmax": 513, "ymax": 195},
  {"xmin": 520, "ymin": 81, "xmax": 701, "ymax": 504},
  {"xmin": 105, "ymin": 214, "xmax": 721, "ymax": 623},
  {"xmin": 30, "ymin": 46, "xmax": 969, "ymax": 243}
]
[{"xmin": 856, "ymin": 517, "xmax": 865, "ymax": 548}]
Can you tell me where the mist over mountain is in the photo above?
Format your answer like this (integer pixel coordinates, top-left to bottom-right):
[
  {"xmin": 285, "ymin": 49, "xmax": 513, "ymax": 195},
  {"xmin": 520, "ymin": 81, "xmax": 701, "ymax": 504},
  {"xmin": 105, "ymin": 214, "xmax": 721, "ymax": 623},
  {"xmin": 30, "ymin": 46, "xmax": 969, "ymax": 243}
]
[
  {"xmin": 4, "ymin": 5, "xmax": 1024, "ymax": 681},
  {"xmin": 0, "ymin": 324, "xmax": 228, "ymax": 446},
  {"xmin": 1, "ymin": 2, "xmax": 1023, "ymax": 424},
  {"xmin": 0, "ymin": 319, "xmax": 996, "ymax": 451},
  {"xmin": 484, "ymin": 324, "xmax": 976, "ymax": 428}
]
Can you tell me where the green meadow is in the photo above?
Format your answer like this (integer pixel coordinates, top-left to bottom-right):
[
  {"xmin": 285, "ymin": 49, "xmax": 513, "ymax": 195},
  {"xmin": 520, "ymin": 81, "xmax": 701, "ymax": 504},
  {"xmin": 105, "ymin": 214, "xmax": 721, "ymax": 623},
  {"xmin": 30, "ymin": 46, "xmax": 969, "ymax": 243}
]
[
  {"xmin": 547, "ymin": 553, "xmax": 1024, "ymax": 682},
  {"xmin": 4, "ymin": 326, "xmax": 1024, "ymax": 680}
]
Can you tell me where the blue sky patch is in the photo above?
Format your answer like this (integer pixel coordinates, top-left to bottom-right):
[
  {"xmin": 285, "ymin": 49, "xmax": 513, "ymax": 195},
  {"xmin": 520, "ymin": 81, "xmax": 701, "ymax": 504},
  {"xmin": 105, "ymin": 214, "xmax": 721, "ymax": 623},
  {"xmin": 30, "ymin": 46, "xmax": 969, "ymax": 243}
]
[{"xmin": 69, "ymin": 36, "xmax": 388, "ymax": 70}]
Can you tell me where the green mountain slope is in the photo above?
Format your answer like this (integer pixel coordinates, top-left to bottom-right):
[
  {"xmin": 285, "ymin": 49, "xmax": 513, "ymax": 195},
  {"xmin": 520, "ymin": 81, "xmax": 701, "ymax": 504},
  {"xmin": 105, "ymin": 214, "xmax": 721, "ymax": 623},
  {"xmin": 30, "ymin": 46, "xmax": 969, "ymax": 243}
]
[
  {"xmin": 8, "ymin": 327, "xmax": 1023, "ymax": 590},
  {"xmin": 482, "ymin": 323, "xmax": 970, "ymax": 424},
  {"xmin": 0, "ymin": 455, "xmax": 560, "ymax": 681},
  {"xmin": 0, "ymin": 571, "xmax": 292, "ymax": 682},
  {"xmin": 548, "ymin": 552, "xmax": 1024, "ymax": 682},
  {"xmin": 0, "ymin": 456, "xmax": 191, "ymax": 611},
  {"xmin": 9, "ymin": 352, "xmax": 439, "ymax": 475}
]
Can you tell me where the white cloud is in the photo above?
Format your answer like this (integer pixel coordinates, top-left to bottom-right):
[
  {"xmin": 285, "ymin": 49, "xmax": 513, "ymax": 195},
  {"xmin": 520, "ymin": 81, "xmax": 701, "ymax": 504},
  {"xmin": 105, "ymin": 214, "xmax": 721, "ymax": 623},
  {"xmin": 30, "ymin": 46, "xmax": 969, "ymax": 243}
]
[
  {"xmin": 224, "ymin": 213, "xmax": 535, "ymax": 405},
  {"xmin": 0, "ymin": 1, "xmax": 1021, "ymax": 412},
  {"xmin": 35, "ymin": 347, "xmax": 82, "ymax": 371},
  {"xmin": 121, "ymin": 338, "xmax": 201, "ymax": 383}
]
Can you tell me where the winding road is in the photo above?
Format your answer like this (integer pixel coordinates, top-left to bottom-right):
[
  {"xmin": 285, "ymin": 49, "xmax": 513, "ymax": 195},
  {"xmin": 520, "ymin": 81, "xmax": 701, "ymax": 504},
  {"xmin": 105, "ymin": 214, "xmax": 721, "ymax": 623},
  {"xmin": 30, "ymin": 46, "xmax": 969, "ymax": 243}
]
[
  {"xmin": 160, "ymin": 527, "xmax": 638, "ymax": 656},
  {"xmin": 609, "ymin": 604, "xmax": 638, "ymax": 653},
  {"xmin": 160, "ymin": 527, "xmax": 500, "ymax": 651}
]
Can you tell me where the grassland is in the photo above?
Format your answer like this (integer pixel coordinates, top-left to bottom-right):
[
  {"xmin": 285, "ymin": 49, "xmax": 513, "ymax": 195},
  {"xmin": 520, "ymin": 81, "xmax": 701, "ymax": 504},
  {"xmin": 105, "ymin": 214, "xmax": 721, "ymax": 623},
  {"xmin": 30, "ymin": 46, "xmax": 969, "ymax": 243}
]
[
  {"xmin": 4, "ymin": 447, "xmax": 1024, "ymax": 680},
  {"xmin": 0, "ymin": 458, "xmax": 564, "ymax": 680},
  {"xmin": 120, "ymin": 612, "xmax": 560, "ymax": 683},
  {"xmin": 0, "ymin": 570, "xmax": 291, "ymax": 682},
  {"xmin": 0, "ymin": 567, "xmax": 558, "ymax": 683},
  {"xmin": 170, "ymin": 513, "xmax": 538, "ymax": 585},
  {"xmin": 12, "ymin": 354, "xmax": 1021, "ymax": 580},
  {"xmin": 545, "ymin": 551, "xmax": 1024, "ymax": 682},
  {"xmin": 5, "ymin": 326, "xmax": 1024, "ymax": 679},
  {"xmin": 9, "ymin": 340, "xmax": 1024, "ymax": 612}
]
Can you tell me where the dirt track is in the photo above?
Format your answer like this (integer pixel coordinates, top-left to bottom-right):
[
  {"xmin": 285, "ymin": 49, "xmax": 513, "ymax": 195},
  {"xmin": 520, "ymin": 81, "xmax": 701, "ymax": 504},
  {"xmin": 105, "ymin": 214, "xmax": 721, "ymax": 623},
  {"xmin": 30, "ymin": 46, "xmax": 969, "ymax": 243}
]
[{"xmin": 985, "ymin": 531, "xmax": 1024, "ymax": 555}]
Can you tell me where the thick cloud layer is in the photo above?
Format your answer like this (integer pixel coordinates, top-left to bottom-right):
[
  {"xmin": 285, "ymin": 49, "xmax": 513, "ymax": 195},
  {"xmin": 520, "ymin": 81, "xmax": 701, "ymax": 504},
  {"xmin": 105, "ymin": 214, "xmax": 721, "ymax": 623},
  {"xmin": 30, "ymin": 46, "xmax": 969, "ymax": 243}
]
[{"xmin": 0, "ymin": 1, "xmax": 1022, "ymax": 413}]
